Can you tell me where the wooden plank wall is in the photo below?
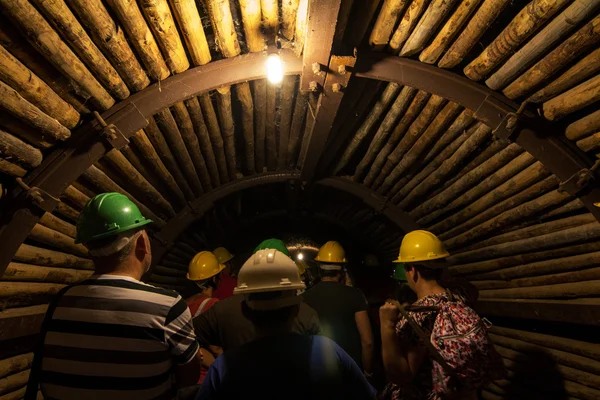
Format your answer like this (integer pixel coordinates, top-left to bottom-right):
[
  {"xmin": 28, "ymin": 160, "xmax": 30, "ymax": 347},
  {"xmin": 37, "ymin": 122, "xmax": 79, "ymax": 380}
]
[{"xmin": 0, "ymin": 1, "xmax": 599, "ymax": 398}]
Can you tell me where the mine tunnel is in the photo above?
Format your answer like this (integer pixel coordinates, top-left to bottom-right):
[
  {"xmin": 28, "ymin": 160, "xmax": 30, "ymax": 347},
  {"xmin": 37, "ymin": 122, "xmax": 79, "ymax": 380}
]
[{"xmin": 0, "ymin": 0, "xmax": 599, "ymax": 398}]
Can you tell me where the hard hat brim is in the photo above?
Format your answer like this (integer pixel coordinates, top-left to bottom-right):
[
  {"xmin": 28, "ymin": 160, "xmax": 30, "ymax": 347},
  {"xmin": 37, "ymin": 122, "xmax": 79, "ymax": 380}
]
[
  {"xmin": 186, "ymin": 263, "xmax": 225, "ymax": 281},
  {"xmin": 394, "ymin": 251, "xmax": 450, "ymax": 264},
  {"xmin": 234, "ymin": 281, "xmax": 306, "ymax": 295},
  {"xmin": 220, "ymin": 254, "xmax": 234, "ymax": 263},
  {"xmin": 314, "ymin": 257, "xmax": 347, "ymax": 263},
  {"xmin": 76, "ymin": 218, "xmax": 153, "ymax": 244}
]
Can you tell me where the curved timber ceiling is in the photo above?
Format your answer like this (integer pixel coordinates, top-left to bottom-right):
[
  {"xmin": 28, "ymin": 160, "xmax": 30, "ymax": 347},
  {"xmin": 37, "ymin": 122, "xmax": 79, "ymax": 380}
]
[{"xmin": 0, "ymin": 0, "xmax": 599, "ymax": 325}]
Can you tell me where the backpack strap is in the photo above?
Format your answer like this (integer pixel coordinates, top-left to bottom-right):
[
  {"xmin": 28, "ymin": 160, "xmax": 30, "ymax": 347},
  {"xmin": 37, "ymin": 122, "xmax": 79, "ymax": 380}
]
[
  {"xmin": 24, "ymin": 284, "xmax": 74, "ymax": 400},
  {"xmin": 194, "ymin": 297, "xmax": 213, "ymax": 318},
  {"xmin": 388, "ymin": 299, "xmax": 453, "ymax": 374}
]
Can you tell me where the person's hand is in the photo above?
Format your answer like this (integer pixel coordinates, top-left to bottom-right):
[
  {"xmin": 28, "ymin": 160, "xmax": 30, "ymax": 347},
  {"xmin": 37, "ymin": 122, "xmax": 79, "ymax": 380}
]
[{"xmin": 380, "ymin": 301, "xmax": 400, "ymax": 325}]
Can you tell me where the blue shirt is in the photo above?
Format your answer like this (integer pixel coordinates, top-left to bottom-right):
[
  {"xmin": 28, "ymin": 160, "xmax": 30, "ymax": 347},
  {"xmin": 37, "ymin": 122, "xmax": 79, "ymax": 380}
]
[{"xmin": 197, "ymin": 333, "xmax": 376, "ymax": 400}]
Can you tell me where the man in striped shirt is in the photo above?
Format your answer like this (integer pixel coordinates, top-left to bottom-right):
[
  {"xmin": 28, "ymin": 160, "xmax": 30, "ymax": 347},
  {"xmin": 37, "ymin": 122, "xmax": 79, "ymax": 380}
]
[{"xmin": 32, "ymin": 193, "xmax": 202, "ymax": 400}]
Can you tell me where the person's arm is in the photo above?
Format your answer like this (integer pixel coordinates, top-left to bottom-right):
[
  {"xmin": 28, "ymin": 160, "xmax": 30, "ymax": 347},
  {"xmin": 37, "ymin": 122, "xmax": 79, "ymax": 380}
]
[
  {"xmin": 335, "ymin": 342, "xmax": 376, "ymax": 399},
  {"xmin": 208, "ymin": 345, "xmax": 223, "ymax": 357},
  {"xmin": 193, "ymin": 304, "xmax": 221, "ymax": 348},
  {"xmin": 200, "ymin": 348, "xmax": 215, "ymax": 368},
  {"xmin": 196, "ymin": 357, "xmax": 224, "ymax": 400},
  {"xmin": 165, "ymin": 296, "xmax": 202, "ymax": 387},
  {"xmin": 175, "ymin": 348, "xmax": 203, "ymax": 387},
  {"xmin": 354, "ymin": 311, "xmax": 374, "ymax": 376},
  {"xmin": 379, "ymin": 302, "xmax": 427, "ymax": 385}
]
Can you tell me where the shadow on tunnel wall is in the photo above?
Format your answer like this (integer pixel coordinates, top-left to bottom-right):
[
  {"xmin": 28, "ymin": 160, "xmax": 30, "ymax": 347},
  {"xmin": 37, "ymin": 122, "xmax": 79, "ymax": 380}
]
[{"xmin": 502, "ymin": 349, "xmax": 567, "ymax": 400}]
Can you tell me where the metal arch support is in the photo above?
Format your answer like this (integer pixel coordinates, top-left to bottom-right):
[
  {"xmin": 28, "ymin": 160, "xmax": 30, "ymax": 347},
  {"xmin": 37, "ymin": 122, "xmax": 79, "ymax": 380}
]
[
  {"xmin": 145, "ymin": 174, "xmax": 419, "ymax": 277},
  {"xmin": 317, "ymin": 177, "xmax": 420, "ymax": 233},
  {"xmin": 354, "ymin": 51, "xmax": 600, "ymax": 223},
  {"xmin": 0, "ymin": 51, "xmax": 303, "ymax": 276},
  {"xmin": 149, "ymin": 172, "xmax": 300, "ymax": 262},
  {"xmin": 147, "ymin": 175, "xmax": 419, "ymax": 259},
  {"xmin": 145, "ymin": 172, "xmax": 298, "ymax": 279}
]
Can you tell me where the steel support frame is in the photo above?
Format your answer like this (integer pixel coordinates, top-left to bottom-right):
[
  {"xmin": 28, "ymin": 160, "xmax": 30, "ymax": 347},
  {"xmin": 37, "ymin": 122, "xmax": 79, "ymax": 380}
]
[
  {"xmin": 145, "ymin": 175, "xmax": 418, "ymax": 273},
  {"xmin": 0, "ymin": 51, "xmax": 303, "ymax": 276},
  {"xmin": 300, "ymin": 55, "xmax": 356, "ymax": 182},
  {"xmin": 317, "ymin": 177, "xmax": 419, "ymax": 232},
  {"xmin": 148, "ymin": 172, "xmax": 300, "ymax": 274},
  {"xmin": 354, "ymin": 50, "xmax": 600, "ymax": 222},
  {"xmin": 299, "ymin": 0, "xmax": 343, "ymax": 92},
  {"xmin": 0, "ymin": 47, "xmax": 598, "ymax": 325}
]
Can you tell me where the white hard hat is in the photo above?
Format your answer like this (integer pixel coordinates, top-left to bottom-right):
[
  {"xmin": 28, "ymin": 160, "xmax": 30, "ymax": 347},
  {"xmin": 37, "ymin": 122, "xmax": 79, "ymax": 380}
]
[{"xmin": 235, "ymin": 249, "xmax": 306, "ymax": 294}]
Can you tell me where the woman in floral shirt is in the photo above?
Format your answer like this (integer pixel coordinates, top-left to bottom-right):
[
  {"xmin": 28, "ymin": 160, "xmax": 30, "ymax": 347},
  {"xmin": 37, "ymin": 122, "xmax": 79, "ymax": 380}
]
[{"xmin": 378, "ymin": 231, "xmax": 478, "ymax": 400}]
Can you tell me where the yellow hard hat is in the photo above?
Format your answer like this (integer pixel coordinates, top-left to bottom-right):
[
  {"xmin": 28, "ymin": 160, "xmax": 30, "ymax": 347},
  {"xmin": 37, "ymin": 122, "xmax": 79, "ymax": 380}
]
[
  {"xmin": 188, "ymin": 251, "xmax": 225, "ymax": 281},
  {"xmin": 314, "ymin": 241, "xmax": 346, "ymax": 263},
  {"xmin": 213, "ymin": 247, "xmax": 234, "ymax": 264},
  {"xmin": 394, "ymin": 230, "xmax": 449, "ymax": 263}
]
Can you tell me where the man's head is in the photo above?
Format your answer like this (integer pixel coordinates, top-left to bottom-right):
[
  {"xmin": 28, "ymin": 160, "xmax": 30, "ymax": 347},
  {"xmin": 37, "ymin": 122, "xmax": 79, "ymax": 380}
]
[
  {"xmin": 315, "ymin": 241, "xmax": 347, "ymax": 282},
  {"xmin": 76, "ymin": 192, "xmax": 153, "ymax": 277},
  {"xmin": 318, "ymin": 263, "xmax": 345, "ymax": 283},
  {"xmin": 253, "ymin": 238, "xmax": 289, "ymax": 256},
  {"xmin": 235, "ymin": 249, "xmax": 305, "ymax": 311},
  {"xmin": 314, "ymin": 241, "xmax": 346, "ymax": 264},
  {"xmin": 403, "ymin": 263, "xmax": 444, "ymax": 291},
  {"xmin": 235, "ymin": 249, "xmax": 305, "ymax": 336},
  {"xmin": 187, "ymin": 251, "xmax": 224, "ymax": 292},
  {"xmin": 213, "ymin": 246, "xmax": 234, "ymax": 272},
  {"xmin": 394, "ymin": 230, "xmax": 449, "ymax": 292}
]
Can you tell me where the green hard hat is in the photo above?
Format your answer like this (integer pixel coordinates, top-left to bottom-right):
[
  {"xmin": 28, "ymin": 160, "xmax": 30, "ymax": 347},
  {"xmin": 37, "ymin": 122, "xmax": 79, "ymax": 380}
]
[
  {"xmin": 75, "ymin": 192, "xmax": 152, "ymax": 244},
  {"xmin": 253, "ymin": 238, "xmax": 289, "ymax": 256},
  {"xmin": 392, "ymin": 263, "xmax": 407, "ymax": 281}
]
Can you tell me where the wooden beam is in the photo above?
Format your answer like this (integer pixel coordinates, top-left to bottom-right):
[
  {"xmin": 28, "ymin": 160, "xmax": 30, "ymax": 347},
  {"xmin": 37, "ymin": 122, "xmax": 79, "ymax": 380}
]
[
  {"xmin": 299, "ymin": 0, "xmax": 343, "ymax": 91},
  {"xmin": 300, "ymin": 55, "xmax": 356, "ymax": 183},
  {"xmin": 0, "ymin": 305, "xmax": 47, "ymax": 341},
  {"xmin": 475, "ymin": 298, "xmax": 600, "ymax": 326}
]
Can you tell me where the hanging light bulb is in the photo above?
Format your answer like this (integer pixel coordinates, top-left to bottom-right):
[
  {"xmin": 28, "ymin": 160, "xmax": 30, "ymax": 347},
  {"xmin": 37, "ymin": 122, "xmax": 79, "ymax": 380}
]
[
  {"xmin": 297, "ymin": 253, "xmax": 304, "ymax": 261},
  {"xmin": 266, "ymin": 54, "xmax": 283, "ymax": 84}
]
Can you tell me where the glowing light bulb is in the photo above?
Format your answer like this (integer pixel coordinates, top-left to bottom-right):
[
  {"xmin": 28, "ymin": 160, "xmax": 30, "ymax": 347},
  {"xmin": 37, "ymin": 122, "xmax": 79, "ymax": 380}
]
[
  {"xmin": 266, "ymin": 54, "xmax": 283, "ymax": 84},
  {"xmin": 297, "ymin": 253, "xmax": 304, "ymax": 260}
]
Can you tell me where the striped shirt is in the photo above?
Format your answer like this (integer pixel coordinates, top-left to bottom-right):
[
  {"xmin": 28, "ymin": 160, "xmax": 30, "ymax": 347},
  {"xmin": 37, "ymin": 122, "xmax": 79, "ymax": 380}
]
[{"xmin": 39, "ymin": 275, "xmax": 199, "ymax": 400}]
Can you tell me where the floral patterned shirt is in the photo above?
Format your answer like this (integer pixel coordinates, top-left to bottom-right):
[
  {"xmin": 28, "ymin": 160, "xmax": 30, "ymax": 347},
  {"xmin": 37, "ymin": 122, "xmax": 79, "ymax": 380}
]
[{"xmin": 387, "ymin": 289, "xmax": 469, "ymax": 400}]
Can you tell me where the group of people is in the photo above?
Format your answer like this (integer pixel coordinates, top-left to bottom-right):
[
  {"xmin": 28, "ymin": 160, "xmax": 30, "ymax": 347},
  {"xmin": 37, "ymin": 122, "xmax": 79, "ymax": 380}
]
[{"xmin": 26, "ymin": 192, "xmax": 504, "ymax": 400}]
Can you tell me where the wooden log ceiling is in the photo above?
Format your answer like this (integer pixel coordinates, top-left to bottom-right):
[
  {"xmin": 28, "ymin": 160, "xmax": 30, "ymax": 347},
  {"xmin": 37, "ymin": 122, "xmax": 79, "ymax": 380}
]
[{"xmin": 0, "ymin": 1, "xmax": 600, "ymax": 398}]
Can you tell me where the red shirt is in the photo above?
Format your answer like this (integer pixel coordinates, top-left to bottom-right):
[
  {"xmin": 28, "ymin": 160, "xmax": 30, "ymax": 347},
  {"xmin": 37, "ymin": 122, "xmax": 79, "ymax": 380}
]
[
  {"xmin": 186, "ymin": 295, "xmax": 219, "ymax": 384},
  {"xmin": 213, "ymin": 271, "xmax": 238, "ymax": 300},
  {"xmin": 187, "ymin": 295, "xmax": 219, "ymax": 319}
]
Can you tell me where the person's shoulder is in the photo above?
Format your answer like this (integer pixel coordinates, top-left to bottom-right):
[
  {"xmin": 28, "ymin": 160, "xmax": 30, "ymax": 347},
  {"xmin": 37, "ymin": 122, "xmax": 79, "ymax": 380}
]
[
  {"xmin": 311, "ymin": 335, "xmax": 354, "ymax": 360},
  {"xmin": 344, "ymin": 284, "xmax": 365, "ymax": 296},
  {"xmin": 311, "ymin": 334, "xmax": 337, "ymax": 347},
  {"xmin": 339, "ymin": 284, "xmax": 367, "ymax": 301},
  {"xmin": 301, "ymin": 285, "xmax": 320, "ymax": 298},
  {"xmin": 299, "ymin": 299, "xmax": 318, "ymax": 314},
  {"xmin": 210, "ymin": 294, "xmax": 242, "ymax": 312},
  {"xmin": 87, "ymin": 276, "xmax": 181, "ymax": 300}
]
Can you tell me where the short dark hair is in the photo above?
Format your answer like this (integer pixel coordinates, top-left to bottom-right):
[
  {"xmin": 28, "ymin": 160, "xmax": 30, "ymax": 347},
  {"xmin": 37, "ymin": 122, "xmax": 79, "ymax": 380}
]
[
  {"xmin": 320, "ymin": 268, "xmax": 341, "ymax": 278},
  {"xmin": 405, "ymin": 263, "xmax": 443, "ymax": 281},
  {"xmin": 243, "ymin": 299, "xmax": 299, "ymax": 328}
]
